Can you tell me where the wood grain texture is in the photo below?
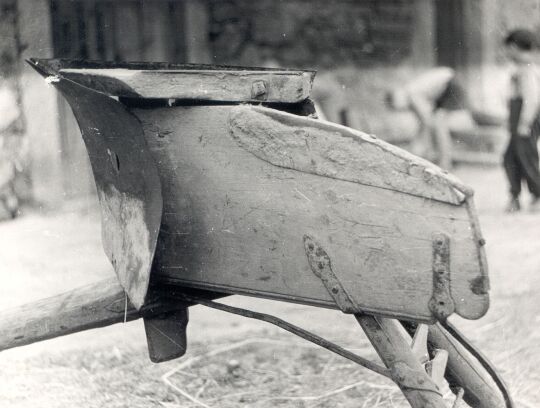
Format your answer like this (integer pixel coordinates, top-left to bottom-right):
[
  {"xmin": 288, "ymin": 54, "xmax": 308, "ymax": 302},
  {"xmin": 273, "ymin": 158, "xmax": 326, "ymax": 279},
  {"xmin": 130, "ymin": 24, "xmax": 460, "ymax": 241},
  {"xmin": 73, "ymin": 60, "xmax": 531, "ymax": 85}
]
[
  {"xmin": 0, "ymin": 279, "xmax": 216, "ymax": 355},
  {"xmin": 356, "ymin": 316, "xmax": 446, "ymax": 408},
  {"xmin": 0, "ymin": 278, "xmax": 138, "ymax": 352},
  {"xmin": 427, "ymin": 323, "xmax": 505, "ymax": 408},
  {"xmin": 134, "ymin": 105, "xmax": 489, "ymax": 322},
  {"xmin": 29, "ymin": 60, "xmax": 164, "ymax": 310},
  {"xmin": 229, "ymin": 106, "xmax": 466, "ymax": 204},
  {"xmin": 57, "ymin": 68, "xmax": 315, "ymax": 102}
]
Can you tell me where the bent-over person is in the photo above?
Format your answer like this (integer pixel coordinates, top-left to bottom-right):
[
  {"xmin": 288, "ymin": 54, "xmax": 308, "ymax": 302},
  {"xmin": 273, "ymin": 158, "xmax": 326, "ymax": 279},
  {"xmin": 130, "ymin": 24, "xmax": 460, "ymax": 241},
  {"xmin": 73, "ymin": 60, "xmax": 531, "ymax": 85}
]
[{"xmin": 386, "ymin": 67, "xmax": 470, "ymax": 170}]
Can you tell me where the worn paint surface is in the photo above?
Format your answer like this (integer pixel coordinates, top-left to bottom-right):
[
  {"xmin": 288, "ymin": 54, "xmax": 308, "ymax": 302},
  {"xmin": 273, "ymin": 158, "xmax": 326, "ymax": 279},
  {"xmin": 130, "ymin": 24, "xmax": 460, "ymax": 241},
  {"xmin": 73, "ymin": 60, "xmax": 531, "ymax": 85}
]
[
  {"xmin": 229, "ymin": 106, "xmax": 467, "ymax": 205},
  {"xmin": 97, "ymin": 184, "xmax": 152, "ymax": 308},
  {"xmin": 28, "ymin": 59, "xmax": 315, "ymax": 103},
  {"xmin": 59, "ymin": 68, "xmax": 315, "ymax": 102},
  {"xmin": 30, "ymin": 59, "xmax": 163, "ymax": 309}
]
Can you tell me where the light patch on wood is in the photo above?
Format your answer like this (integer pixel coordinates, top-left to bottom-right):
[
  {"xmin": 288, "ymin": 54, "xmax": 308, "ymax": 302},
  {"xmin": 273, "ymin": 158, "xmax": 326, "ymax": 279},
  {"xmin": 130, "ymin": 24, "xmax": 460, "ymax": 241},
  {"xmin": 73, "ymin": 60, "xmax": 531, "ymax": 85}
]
[
  {"xmin": 97, "ymin": 184, "xmax": 153, "ymax": 309},
  {"xmin": 229, "ymin": 106, "xmax": 467, "ymax": 205},
  {"xmin": 44, "ymin": 75, "xmax": 60, "ymax": 84}
]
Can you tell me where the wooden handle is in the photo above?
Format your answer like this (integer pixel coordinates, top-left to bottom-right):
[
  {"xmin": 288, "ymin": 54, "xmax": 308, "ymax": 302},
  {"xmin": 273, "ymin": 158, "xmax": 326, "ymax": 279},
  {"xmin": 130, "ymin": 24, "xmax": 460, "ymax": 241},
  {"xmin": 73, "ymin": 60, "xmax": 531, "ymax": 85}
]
[{"xmin": 0, "ymin": 278, "xmax": 186, "ymax": 352}]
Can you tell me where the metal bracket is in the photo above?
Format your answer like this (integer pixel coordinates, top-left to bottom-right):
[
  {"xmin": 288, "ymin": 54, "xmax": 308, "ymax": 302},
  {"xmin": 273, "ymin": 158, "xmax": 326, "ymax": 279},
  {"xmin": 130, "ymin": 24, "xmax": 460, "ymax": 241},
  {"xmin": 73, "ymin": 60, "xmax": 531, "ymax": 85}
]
[
  {"xmin": 429, "ymin": 233, "xmax": 455, "ymax": 321},
  {"xmin": 303, "ymin": 235, "xmax": 358, "ymax": 313}
]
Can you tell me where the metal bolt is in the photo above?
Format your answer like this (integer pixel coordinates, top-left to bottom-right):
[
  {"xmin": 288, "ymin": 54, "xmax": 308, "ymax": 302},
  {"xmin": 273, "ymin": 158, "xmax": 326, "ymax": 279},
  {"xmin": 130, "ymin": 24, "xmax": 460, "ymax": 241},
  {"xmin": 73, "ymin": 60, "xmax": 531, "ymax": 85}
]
[{"xmin": 251, "ymin": 80, "xmax": 267, "ymax": 99}]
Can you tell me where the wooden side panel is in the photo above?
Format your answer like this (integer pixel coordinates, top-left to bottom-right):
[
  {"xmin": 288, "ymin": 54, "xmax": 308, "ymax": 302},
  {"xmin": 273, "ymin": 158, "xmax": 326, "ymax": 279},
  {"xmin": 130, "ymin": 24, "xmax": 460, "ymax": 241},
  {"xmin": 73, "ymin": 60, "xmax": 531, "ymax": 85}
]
[{"xmin": 134, "ymin": 106, "xmax": 489, "ymax": 322}]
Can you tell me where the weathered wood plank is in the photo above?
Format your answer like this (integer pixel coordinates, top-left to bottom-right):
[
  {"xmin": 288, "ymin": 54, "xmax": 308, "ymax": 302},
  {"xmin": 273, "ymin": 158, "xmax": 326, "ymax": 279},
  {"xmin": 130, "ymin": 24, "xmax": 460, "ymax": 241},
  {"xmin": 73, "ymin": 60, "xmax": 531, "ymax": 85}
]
[
  {"xmin": 0, "ymin": 277, "xmax": 226, "ymax": 355},
  {"xmin": 30, "ymin": 58, "xmax": 314, "ymax": 103},
  {"xmin": 57, "ymin": 68, "xmax": 315, "ymax": 103},
  {"xmin": 229, "ymin": 106, "xmax": 466, "ymax": 204},
  {"xmin": 134, "ymin": 105, "xmax": 488, "ymax": 322},
  {"xmin": 0, "ymin": 278, "xmax": 138, "ymax": 352},
  {"xmin": 30, "ymin": 60, "xmax": 488, "ymax": 322},
  {"xmin": 29, "ymin": 61, "xmax": 164, "ymax": 310},
  {"xmin": 427, "ymin": 323, "xmax": 506, "ymax": 408}
]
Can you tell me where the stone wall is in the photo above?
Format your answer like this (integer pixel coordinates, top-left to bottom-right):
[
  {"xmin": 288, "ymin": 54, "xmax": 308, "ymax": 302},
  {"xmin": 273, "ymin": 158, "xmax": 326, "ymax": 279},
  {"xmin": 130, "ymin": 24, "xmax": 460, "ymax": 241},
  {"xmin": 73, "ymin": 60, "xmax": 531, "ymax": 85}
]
[{"xmin": 208, "ymin": 0, "xmax": 415, "ymax": 69}]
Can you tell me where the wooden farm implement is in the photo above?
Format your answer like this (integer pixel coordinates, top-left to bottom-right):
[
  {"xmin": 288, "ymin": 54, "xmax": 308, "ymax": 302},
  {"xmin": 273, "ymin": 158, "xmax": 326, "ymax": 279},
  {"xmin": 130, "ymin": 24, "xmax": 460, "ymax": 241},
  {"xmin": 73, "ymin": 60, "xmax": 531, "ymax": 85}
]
[{"xmin": 0, "ymin": 59, "xmax": 513, "ymax": 407}]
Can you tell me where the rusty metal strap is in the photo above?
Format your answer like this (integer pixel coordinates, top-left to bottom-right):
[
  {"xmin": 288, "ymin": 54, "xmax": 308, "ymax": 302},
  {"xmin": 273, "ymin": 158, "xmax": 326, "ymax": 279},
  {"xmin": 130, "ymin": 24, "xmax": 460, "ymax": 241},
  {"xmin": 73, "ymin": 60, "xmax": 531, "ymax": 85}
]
[
  {"xmin": 303, "ymin": 235, "xmax": 359, "ymax": 313},
  {"xmin": 429, "ymin": 233, "xmax": 455, "ymax": 321}
]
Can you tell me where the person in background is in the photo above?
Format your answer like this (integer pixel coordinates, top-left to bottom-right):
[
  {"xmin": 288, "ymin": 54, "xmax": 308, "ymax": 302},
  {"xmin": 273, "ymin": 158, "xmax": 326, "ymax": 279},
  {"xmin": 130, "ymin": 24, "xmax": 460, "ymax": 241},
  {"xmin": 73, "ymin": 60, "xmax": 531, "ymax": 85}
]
[
  {"xmin": 0, "ymin": 78, "xmax": 20, "ymax": 220},
  {"xmin": 386, "ymin": 67, "xmax": 471, "ymax": 170},
  {"xmin": 502, "ymin": 29, "xmax": 540, "ymax": 213}
]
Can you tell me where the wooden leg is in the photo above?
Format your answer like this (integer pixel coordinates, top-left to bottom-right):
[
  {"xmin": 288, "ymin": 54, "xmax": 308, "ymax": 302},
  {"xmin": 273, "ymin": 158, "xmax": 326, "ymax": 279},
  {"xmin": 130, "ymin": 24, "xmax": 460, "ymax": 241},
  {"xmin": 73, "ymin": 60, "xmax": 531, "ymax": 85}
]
[{"xmin": 355, "ymin": 314, "xmax": 447, "ymax": 408}]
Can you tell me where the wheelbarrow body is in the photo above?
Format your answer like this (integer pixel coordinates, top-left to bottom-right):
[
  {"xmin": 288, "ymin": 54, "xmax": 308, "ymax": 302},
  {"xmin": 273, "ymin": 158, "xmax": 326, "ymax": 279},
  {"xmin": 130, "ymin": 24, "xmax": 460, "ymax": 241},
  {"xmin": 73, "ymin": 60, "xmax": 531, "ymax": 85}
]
[
  {"xmin": 0, "ymin": 59, "xmax": 505, "ymax": 408},
  {"xmin": 142, "ymin": 105, "xmax": 488, "ymax": 323},
  {"xmin": 28, "ymin": 58, "xmax": 488, "ymax": 324}
]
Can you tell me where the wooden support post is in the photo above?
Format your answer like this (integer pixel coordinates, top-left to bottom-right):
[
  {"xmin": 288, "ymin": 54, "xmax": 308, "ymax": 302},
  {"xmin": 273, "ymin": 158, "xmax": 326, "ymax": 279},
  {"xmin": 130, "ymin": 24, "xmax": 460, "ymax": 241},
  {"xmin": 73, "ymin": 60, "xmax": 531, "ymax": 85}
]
[{"xmin": 355, "ymin": 315, "xmax": 447, "ymax": 408}]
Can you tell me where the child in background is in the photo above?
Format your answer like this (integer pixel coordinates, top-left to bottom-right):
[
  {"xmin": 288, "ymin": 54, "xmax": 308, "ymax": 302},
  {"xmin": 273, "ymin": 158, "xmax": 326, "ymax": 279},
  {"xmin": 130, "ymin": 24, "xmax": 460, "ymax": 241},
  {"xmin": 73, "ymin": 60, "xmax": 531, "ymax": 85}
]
[{"xmin": 503, "ymin": 29, "xmax": 540, "ymax": 212}]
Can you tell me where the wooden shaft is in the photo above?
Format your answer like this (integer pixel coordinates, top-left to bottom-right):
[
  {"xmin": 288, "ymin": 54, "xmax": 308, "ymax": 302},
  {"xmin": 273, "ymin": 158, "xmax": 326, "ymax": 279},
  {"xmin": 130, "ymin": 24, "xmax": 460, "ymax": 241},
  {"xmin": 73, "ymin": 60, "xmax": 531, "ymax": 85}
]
[
  {"xmin": 355, "ymin": 314, "xmax": 447, "ymax": 408},
  {"xmin": 0, "ymin": 278, "xmax": 182, "ymax": 352},
  {"xmin": 428, "ymin": 323, "xmax": 505, "ymax": 408}
]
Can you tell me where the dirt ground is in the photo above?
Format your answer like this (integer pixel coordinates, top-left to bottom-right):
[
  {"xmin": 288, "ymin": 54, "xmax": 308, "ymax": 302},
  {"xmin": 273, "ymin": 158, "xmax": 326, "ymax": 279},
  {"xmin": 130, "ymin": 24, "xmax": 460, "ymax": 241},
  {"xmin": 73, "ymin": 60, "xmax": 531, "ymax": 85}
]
[{"xmin": 0, "ymin": 164, "xmax": 539, "ymax": 408}]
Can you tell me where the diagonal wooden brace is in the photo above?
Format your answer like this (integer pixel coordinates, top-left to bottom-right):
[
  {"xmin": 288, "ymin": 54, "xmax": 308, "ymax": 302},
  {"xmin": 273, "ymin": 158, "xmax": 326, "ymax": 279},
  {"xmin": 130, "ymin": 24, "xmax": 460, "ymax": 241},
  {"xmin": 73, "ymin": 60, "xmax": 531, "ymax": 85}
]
[{"xmin": 355, "ymin": 315, "xmax": 447, "ymax": 408}]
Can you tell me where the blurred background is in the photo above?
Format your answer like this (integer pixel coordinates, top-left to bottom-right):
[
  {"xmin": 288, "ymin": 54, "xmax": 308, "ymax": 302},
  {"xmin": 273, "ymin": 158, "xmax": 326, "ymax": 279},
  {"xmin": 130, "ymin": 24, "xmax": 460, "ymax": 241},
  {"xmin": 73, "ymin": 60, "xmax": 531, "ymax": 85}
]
[
  {"xmin": 0, "ymin": 0, "xmax": 538, "ymax": 207},
  {"xmin": 1, "ymin": 1, "xmax": 540, "ymax": 407}
]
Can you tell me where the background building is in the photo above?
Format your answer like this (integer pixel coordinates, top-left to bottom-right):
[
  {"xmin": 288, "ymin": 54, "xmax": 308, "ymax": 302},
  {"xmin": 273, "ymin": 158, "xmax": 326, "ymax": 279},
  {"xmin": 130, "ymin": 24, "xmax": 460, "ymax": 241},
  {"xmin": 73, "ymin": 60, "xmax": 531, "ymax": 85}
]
[{"xmin": 4, "ymin": 0, "xmax": 540, "ymax": 204}]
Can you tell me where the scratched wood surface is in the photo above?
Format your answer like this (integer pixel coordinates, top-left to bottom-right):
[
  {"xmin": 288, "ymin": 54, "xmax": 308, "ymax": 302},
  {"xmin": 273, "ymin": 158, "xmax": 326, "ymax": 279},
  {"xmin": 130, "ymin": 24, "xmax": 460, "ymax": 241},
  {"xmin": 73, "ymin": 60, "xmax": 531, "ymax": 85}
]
[
  {"xmin": 59, "ymin": 68, "xmax": 315, "ymax": 103},
  {"xmin": 0, "ymin": 278, "xmax": 138, "ymax": 352},
  {"xmin": 134, "ymin": 105, "xmax": 489, "ymax": 323},
  {"xmin": 29, "ymin": 59, "xmax": 164, "ymax": 310},
  {"xmin": 29, "ymin": 58, "xmax": 315, "ymax": 103},
  {"xmin": 0, "ymin": 277, "xmax": 199, "ymax": 359}
]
